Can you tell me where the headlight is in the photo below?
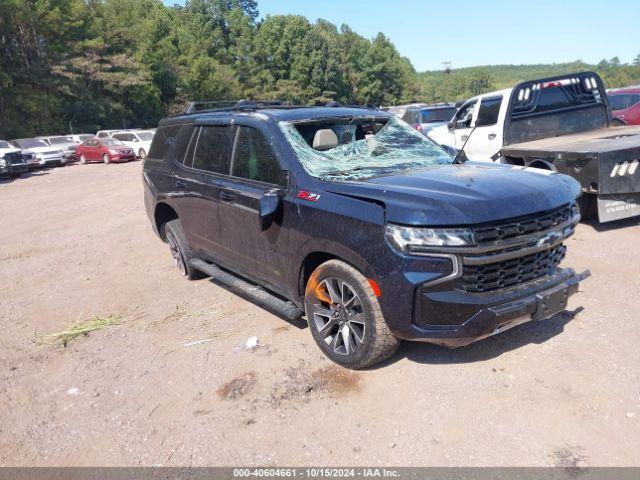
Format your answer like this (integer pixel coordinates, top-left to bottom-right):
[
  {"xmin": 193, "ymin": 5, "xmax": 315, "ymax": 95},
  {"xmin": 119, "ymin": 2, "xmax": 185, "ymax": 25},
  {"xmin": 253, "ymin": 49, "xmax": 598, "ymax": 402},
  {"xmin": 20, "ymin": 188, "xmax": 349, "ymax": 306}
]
[
  {"xmin": 0, "ymin": 158, "xmax": 6, "ymax": 166},
  {"xmin": 385, "ymin": 224, "xmax": 476, "ymax": 253}
]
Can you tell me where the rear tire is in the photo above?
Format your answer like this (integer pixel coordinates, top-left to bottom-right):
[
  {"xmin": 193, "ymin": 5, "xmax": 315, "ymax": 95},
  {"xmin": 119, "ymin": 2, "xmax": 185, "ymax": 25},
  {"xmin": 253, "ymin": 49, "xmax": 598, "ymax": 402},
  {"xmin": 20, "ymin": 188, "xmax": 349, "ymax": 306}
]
[
  {"xmin": 164, "ymin": 219, "xmax": 206, "ymax": 280},
  {"xmin": 304, "ymin": 260, "xmax": 400, "ymax": 369},
  {"xmin": 103, "ymin": 154, "xmax": 110, "ymax": 164},
  {"xmin": 578, "ymin": 193, "xmax": 597, "ymax": 221}
]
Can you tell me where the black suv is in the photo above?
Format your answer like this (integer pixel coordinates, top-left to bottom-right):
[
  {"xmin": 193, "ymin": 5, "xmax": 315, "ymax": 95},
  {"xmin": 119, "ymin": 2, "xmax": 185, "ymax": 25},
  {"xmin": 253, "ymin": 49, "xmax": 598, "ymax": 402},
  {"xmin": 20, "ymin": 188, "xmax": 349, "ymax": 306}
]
[{"xmin": 143, "ymin": 101, "xmax": 589, "ymax": 369}]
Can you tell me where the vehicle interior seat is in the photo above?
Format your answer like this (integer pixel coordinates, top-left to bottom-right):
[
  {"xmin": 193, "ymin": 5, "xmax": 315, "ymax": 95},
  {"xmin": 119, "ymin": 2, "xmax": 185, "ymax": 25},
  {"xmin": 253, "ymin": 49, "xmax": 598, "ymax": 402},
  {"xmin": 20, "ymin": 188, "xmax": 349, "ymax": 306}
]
[{"xmin": 312, "ymin": 129, "xmax": 339, "ymax": 151}]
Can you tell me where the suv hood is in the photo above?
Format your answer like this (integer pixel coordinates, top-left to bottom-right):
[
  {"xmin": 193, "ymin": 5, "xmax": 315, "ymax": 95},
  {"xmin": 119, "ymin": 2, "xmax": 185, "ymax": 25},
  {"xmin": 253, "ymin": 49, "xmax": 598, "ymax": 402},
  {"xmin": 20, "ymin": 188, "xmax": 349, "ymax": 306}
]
[
  {"xmin": 324, "ymin": 163, "xmax": 581, "ymax": 226},
  {"xmin": 0, "ymin": 147, "xmax": 21, "ymax": 156}
]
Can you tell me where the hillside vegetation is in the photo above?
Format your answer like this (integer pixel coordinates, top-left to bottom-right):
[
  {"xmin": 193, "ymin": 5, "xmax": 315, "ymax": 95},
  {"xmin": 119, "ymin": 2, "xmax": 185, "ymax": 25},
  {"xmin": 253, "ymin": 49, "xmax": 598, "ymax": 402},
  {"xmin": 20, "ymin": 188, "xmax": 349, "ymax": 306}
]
[
  {"xmin": 1, "ymin": 0, "xmax": 639, "ymax": 137},
  {"xmin": 0, "ymin": 0, "xmax": 419, "ymax": 138},
  {"xmin": 417, "ymin": 58, "xmax": 640, "ymax": 104}
]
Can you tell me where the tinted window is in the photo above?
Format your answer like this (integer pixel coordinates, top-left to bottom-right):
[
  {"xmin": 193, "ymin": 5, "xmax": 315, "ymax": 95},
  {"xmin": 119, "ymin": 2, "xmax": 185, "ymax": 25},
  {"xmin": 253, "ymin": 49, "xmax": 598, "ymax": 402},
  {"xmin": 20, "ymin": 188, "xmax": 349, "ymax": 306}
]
[
  {"xmin": 476, "ymin": 96, "xmax": 502, "ymax": 127},
  {"xmin": 148, "ymin": 125, "xmax": 181, "ymax": 161},
  {"xmin": 402, "ymin": 109, "xmax": 420, "ymax": 124},
  {"xmin": 14, "ymin": 138, "xmax": 48, "ymax": 148},
  {"xmin": 49, "ymin": 137, "xmax": 72, "ymax": 145},
  {"xmin": 232, "ymin": 127, "xmax": 284, "ymax": 185},
  {"xmin": 421, "ymin": 107, "xmax": 456, "ymax": 123},
  {"xmin": 454, "ymin": 101, "xmax": 476, "ymax": 129},
  {"xmin": 102, "ymin": 139, "xmax": 124, "ymax": 146},
  {"xmin": 97, "ymin": 132, "xmax": 109, "ymax": 138},
  {"xmin": 609, "ymin": 93, "xmax": 640, "ymax": 111},
  {"xmin": 192, "ymin": 126, "xmax": 235, "ymax": 174}
]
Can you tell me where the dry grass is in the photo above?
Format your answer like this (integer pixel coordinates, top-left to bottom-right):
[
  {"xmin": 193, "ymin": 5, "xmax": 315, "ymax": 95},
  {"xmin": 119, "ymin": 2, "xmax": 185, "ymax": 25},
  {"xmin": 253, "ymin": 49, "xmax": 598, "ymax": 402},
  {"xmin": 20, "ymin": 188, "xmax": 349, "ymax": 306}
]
[
  {"xmin": 38, "ymin": 312, "xmax": 126, "ymax": 348},
  {"xmin": 156, "ymin": 302, "xmax": 219, "ymax": 325}
]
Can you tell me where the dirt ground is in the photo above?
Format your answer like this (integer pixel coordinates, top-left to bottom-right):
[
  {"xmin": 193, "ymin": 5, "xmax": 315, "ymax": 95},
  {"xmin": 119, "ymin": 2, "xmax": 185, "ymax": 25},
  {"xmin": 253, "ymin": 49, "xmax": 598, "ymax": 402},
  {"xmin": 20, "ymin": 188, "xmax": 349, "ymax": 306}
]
[{"xmin": 1, "ymin": 161, "xmax": 639, "ymax": 467}]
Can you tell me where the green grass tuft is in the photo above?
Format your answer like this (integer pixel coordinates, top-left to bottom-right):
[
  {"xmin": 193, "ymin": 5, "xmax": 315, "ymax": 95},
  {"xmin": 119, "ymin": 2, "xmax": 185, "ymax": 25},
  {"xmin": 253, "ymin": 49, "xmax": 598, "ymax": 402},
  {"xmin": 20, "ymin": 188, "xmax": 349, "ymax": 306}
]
[{"xmin": 39, "ymin": 312, "xmax": 126, "ymax": 348}]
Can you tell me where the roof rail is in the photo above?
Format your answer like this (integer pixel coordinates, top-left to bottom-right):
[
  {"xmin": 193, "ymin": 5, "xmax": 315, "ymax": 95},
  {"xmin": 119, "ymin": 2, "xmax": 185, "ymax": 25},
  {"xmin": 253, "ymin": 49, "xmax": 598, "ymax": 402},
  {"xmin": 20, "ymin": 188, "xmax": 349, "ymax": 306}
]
[
  {"xmin": 183, "ymin": 99, "xmax": 300, "ymax": 115},
  {"xmin": 181, "ymin": 99, "xmax": 379, "ymax": 115}
]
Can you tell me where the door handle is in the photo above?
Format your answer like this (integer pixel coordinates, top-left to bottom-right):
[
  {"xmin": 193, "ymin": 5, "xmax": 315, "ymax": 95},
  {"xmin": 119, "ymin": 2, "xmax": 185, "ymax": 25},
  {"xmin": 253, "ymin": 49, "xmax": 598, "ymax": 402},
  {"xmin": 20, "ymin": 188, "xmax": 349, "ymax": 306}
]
[
  {"xmin": 175, "ymin": 180, "xmax": 187, "ymax": 189},
  {"xmin": 488, "ymin": 133, "xmax": 497, "ymax": 140},
  {"xmin": 461, "ymin": 135, "xmax": 469, "ymax": 141},
  {"xmin": 219, "ymin": 190, "xmax": 235, "ymax": 201}
]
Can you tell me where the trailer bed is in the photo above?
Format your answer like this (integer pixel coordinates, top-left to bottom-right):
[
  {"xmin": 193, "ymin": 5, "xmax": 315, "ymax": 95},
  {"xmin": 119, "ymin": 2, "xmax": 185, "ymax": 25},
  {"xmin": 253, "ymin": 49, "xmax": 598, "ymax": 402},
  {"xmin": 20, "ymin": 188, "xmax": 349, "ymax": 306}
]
[{"xmin": 502, "ymin": 125, "xmax": 640, "ymax": 156}]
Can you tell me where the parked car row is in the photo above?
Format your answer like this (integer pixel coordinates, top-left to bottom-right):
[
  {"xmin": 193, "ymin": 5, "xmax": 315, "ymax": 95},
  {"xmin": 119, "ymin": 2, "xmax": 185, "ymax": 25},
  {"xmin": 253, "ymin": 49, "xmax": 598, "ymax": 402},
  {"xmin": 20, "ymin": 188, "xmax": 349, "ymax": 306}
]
[{"xmin": 0, "ymin": 129, "xmax": 155, "ymax": 179}]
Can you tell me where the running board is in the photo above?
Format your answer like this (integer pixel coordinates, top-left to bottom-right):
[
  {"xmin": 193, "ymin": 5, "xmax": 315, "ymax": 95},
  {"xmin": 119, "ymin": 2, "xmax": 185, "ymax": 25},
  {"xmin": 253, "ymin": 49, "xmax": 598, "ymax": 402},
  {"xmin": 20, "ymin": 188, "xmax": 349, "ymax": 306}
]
[{"xmin": 189, "ymin": 259, "xmax": 303, "ymax": 321}]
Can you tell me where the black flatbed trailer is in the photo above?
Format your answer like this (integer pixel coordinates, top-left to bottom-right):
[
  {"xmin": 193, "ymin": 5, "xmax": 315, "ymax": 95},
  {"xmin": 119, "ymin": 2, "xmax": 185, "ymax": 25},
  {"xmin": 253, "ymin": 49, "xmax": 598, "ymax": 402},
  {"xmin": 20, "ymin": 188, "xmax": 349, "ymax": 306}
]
[{"xmin": 500, "ymin": 72, "xmax": 640, "ymax": 222}]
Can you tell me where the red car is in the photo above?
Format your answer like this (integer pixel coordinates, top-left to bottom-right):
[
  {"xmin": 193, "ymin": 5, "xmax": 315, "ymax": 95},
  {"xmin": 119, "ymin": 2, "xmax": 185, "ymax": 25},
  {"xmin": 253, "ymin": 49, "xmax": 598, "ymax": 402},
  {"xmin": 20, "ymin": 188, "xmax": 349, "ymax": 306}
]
[
  {"xmin": 608, "ymin": 87, "xmax": 640, "ymax": 125},
  {"xmin": 76, "ymin": 138, "xmax": 137, "ymax": 164}
]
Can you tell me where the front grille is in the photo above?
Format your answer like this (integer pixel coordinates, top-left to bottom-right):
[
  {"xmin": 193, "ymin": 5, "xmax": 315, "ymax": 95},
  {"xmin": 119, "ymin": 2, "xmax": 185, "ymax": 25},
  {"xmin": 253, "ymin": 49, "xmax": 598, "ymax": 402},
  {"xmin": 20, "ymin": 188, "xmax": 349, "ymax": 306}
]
[
  {"xmin": 457, "ymin": 244, "xmax": 567, "ymax": 293},
  {"xmin": 473, "ymin": 204, "xmax": 576, "ymax": 244},
  {"xmin": 5, "ymin": 152, "xmax": 24, "ymax": 165}
]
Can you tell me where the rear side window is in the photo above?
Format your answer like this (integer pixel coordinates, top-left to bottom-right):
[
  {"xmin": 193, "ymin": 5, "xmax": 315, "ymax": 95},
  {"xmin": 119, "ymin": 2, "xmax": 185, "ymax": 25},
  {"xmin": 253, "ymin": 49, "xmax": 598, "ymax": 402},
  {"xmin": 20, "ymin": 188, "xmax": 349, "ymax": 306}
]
[
  {"xmin": 148, "ymin": 125, "xmax": 181, "ymax": 161},
  {"xmin": 192, "ymin": 126, "xmax": 235, "ymax": 174},
  {"xmin": 232, "ymin": 127, "xmax": 284, "ymax": 185},
  {"xmin": 609, "ymin": 93, "xmax": 640, "ymax": 111},
  {"xmin": 421, "ymin": 107, "xmax": 456, "ymax": 123},
  {"xmin": 476, "ymin": 96, "xmax": 502, "ymax": 127}
]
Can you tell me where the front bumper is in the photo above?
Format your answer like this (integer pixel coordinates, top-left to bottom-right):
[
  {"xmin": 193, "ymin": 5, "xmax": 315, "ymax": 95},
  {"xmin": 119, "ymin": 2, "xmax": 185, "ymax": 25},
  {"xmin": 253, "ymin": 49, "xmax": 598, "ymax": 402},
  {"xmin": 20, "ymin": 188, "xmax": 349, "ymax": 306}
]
[
  {"xmin": 1, "ymin": 162, "xmax": 29, "ymax": 175},
  {"xmin": 32, "ymin": 156, "xmax": 64, "ymax": 167},
  {"xmin": 408, "ymin": 268, "xmax": 590, "ymax": 347},
  {"xmin": 378, "ymin": 204, "xmax": 588, "ymax": 347},
  {"xmin": 111, "ymin": 154, "xmax": 136, "ymax": 162}
]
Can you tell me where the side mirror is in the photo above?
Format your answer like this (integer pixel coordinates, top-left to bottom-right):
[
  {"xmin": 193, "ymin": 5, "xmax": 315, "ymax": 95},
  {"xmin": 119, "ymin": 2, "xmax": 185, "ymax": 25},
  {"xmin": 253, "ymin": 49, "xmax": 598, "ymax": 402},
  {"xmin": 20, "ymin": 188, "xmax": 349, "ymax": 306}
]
[
  {"xmin": 259, "ymin": 189, "xmax": 283, "ymax": 231},
  {"xmin": 447, "ymin": 121, "xmax": 454, "ymax": 132}
]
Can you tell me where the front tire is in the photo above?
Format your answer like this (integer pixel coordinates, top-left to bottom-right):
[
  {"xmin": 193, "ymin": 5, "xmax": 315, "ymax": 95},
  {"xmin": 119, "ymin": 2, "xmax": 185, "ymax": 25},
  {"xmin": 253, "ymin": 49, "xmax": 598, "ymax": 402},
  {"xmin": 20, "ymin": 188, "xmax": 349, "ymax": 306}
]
[
  {"xmin": 138, "ymin": 148, "xmax": 146, "ymax": 159},
  {"xmin": 80, "ymin": 154, "xmax": 87, "ymax": 164},
  {"xmin": 102, "ymin": 154, "xmax": 110, "ymax": 164},
  {"xmin": 305, "ymin": 260, "xmax": 400, "ymax": 369},
  {"xmin": 164, "ymin": 219, "xmax": 205, "ymax": 280}
]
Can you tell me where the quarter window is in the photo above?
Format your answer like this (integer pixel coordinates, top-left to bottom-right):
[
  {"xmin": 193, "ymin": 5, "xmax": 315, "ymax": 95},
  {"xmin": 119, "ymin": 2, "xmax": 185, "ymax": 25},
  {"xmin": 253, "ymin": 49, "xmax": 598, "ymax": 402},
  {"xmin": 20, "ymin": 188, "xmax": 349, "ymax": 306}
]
[
  {"xmin": 232, "ymin": 127, "xmax": 284, "ymax": 185},
  {"xmin": 148, "ymin": 125, "xmax": 181, "ymax": 161},
  {"xmin": 192, "ymin": 126, "xmax": 235, "ymax": 174}
]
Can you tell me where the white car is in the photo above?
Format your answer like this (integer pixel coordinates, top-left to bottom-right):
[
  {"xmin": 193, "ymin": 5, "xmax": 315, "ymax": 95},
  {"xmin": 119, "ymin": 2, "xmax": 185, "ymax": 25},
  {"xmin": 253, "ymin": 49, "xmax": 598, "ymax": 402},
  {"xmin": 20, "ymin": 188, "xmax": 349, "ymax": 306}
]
[
  {"xmin": 69, "ymin": 134, "xmax": 95, "ymax": 144},
  {"xmin": 96, "ymin": 130, "xmax": 121, "ymax": 139},
  {"xmin": 38, "ymin": 135, "xmax": 78, "ymax": 162},
  {"xmin": 111, "ymin": 130, "xmax": 154, "ymax": 158},
  {"xmin": 10, "ymin": 138, "xmax": 66, "ymax": 168},
  {"xmin": 427, "ymin": 88, "xmax": 512, "ymax": 162}
]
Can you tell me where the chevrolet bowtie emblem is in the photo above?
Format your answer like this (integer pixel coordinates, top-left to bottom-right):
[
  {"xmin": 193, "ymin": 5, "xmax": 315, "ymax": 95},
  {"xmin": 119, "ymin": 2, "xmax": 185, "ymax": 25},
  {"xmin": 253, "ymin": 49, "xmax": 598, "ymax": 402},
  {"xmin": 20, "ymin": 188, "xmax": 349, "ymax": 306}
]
[{"xmin": 536, "ymin": 231, "xmax": 561, "ymax": 249}]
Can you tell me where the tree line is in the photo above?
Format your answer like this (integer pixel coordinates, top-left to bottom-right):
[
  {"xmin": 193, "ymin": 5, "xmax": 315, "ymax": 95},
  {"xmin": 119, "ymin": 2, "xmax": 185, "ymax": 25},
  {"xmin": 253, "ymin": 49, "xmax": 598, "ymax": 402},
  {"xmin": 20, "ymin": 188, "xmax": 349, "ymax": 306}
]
[
  {"xmin": 1, "ymin": 0, "xmax": 640, "ymax": 138},
  {"xmin": 418, "ymin": 57, "xmax": 640, "ymax": 104},
  {"xmin": 0, "ymin": 0, "xmax": 419, "ymax": 138}
]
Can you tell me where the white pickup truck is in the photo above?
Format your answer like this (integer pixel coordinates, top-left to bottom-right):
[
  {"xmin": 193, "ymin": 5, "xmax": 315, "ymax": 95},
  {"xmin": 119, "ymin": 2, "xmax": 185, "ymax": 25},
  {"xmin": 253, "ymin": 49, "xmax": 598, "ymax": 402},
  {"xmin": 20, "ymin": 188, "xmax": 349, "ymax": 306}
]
[{"xmin": 428, "ymin": 72, "xmax": 640, "ymax": 222}]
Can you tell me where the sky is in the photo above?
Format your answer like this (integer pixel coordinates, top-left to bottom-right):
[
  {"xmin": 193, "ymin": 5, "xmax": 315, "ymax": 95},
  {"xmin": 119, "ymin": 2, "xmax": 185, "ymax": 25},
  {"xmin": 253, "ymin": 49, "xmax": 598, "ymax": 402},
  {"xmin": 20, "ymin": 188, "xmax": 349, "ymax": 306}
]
[{"xmin": 166, "ymin": 0, "xmax": 640, "ymax": 71}]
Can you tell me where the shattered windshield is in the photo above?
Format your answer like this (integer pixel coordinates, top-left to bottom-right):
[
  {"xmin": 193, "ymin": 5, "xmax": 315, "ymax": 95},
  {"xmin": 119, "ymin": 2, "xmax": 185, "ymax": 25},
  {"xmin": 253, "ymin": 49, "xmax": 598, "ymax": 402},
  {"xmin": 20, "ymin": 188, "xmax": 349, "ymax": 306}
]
[{"xmin": 279, "ymin": 115, "xmax": 452, "ymax": 181}]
